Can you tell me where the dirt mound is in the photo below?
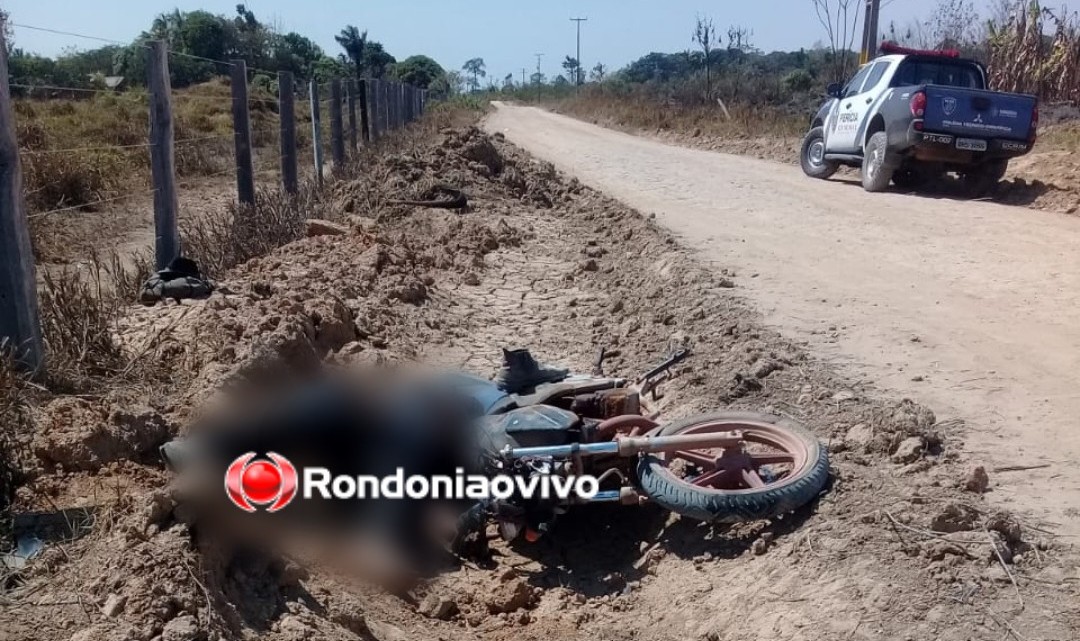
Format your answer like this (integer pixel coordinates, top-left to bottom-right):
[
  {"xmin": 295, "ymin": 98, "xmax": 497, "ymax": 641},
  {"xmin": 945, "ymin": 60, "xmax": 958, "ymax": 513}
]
[{"xmin": 32, "ymin": 400, "xmax": 173, "ymax": 473}]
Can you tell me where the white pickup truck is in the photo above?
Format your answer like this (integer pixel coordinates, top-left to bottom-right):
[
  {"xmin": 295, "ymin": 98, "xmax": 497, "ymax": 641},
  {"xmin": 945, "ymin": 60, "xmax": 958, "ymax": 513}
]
[{"xmin": 800, "ymin": 43, "xmax": 1039, "ymax": 194}]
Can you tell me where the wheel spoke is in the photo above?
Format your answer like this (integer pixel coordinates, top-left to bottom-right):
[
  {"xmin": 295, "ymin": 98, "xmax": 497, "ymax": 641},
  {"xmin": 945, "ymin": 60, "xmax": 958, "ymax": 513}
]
[
  {"xmin": 673, "ymin": 450, "xmax": 717, "ymax": 469},
  {"xmin": 691, "ymin": 470, "xmax": 726, "ymax": 487},
  {"xmin": 742, "ymin": 468, "xmax": 767, "ymax": 489},
  {"xmin": 750, "ymin": 452, "xmax": 794, "ymax": 466}
]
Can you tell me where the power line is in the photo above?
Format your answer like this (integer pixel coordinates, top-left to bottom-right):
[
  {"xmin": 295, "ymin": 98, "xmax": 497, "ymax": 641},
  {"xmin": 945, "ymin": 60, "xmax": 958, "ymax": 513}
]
[{"xmin": 10, "ymin": 22, "xmax": 130, "ymax": 46}]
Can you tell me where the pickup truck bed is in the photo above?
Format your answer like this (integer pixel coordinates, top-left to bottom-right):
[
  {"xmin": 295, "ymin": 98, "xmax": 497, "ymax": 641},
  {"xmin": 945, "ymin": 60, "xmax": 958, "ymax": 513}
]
[{"xmin": 922, "ymin": 85, "xmax": 1036, "ymax": 142}]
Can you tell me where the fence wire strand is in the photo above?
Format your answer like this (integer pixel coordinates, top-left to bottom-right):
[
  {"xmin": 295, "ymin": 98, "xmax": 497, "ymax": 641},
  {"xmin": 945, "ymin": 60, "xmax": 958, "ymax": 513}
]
[{"xmin": 27, "ymin": 189, "xmax": 158, "ymax": 220}]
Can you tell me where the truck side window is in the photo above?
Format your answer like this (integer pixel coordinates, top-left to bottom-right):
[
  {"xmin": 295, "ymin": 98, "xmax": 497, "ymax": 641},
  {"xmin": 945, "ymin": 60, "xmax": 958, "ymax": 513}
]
[
  {"xmin": 891, "ymin": 60, "xmax": 984, "ymax": 89},
  {"xmin": 859, "ymin": 61, "xmax": 889, "ymax": 93},
  {"xmin": 842, "ymin": 65, "xmax": 873, "ymax": 99}
]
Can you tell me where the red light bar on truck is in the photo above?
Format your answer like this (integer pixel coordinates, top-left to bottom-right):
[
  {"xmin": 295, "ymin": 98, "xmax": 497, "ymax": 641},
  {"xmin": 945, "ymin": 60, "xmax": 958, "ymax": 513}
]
[{"xmin": 879, "ymin": 41, "xmax": 960, "ymax": 58}]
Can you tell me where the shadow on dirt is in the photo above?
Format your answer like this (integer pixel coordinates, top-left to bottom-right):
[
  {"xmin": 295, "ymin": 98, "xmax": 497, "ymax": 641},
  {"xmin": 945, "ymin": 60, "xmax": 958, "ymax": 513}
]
[
  {"xmin": 502, "ymin": 477, "xmax": 830, "ymax": 598},
  {"xmin": 830, "ymin": 173, "xmax": 1060, "ymax": 207},
  {"xmin": 506, "ymin": 503, "xmax": 668, "ymax": 597}
]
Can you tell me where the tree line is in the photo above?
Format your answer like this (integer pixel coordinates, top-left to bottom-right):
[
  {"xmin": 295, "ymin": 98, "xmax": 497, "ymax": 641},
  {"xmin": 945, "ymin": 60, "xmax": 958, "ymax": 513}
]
[{"xmin": 4, "ymin": 5, "xmax": 452, "ymax": 95}]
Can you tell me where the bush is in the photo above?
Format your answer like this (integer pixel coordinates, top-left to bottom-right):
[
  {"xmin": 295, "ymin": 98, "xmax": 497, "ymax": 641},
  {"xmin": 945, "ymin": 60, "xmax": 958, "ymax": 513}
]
[{"xmin": 783, "ymin": 69, "xmax": 815, "ymax": 93}]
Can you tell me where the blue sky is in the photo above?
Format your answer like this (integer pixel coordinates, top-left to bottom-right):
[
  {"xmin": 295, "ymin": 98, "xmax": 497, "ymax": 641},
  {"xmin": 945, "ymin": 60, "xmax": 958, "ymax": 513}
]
[{"xmin": 7, "ymin": 0, "xmax": 977, "ymax": 79}]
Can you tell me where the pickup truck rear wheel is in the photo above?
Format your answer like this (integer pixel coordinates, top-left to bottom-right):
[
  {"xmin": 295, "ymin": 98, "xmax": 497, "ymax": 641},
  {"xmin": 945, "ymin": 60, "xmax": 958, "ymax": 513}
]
[
  {"xmin": 891, "ymin": 168, "xmax": 923, "ymax": 190},
  {"xmin": 800, "ymin": 127, "xmax": 838, "ymax": 179},
  {"xmin": 861, "ymin": 132, "xmax": 894, "ymax": 192},
  {"xmin": 962, "ymin": 159, "xmax": 1008, "ymax": 197}
]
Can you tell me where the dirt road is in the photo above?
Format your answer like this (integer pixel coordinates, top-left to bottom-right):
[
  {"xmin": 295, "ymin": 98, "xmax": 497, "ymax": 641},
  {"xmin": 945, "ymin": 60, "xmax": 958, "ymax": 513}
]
[{"xmin": 487, "ymin": 102, "xmax": 1080, "ymax": 536}]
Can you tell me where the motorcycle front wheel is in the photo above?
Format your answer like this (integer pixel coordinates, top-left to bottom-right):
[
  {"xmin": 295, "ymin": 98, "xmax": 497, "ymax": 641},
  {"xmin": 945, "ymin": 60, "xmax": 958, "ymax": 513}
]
[{"xmin": 636, "ymin": 411, "xmax": 829, "ymax": 523}]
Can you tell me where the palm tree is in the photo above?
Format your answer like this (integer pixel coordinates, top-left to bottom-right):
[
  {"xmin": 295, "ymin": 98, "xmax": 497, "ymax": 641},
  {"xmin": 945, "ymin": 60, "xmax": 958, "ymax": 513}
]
[
  {"xmin": 335, "ymin": 25, "xmax": 367, "ymax": 78},
  {"xmin": 150, "ymin": 9, "xmax": 186, "ymax": 43},
  {"xmin": 462, "ymin": 58, "xmax": 486, "ymax": 92}
]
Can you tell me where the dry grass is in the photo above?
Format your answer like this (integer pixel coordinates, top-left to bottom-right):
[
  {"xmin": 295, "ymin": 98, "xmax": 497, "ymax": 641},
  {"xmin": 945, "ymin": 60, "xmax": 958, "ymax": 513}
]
[
  {"xmin": 0, "ymin": 352, "xmax": 34, "ymax": 542},
  {"xmin": 551, "ymin": 87, "xmax": 806, "ymax": 141},
  {"xmin": 181, "ymin": 183, "xmax": 325, "ymax": 279},
  {"xmin": 36, "ymin": 249, "xmax": 156, "ymax": 391}
]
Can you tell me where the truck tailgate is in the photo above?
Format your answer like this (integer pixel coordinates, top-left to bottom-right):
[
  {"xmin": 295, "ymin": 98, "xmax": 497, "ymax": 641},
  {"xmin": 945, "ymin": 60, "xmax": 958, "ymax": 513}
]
[{"xmin": 923, "ymin": 86, "xmax": 1036, "ymax": 141}]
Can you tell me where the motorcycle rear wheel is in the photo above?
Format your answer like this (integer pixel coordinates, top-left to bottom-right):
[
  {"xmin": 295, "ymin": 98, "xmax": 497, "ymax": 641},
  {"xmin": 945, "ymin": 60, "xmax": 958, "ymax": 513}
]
[{"xmin": 637, "ymin": 411, "xmax": 829, "ymax": 523}]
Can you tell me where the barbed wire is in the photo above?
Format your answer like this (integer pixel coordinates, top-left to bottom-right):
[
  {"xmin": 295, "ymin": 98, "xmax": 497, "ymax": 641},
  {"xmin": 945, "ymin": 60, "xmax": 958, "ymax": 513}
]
[
  {"xmin": 19, "ymin": 132, "xmax": 248, "ymax": 157},
  {"xmin": 165, "ymin": 50, "xmax": 233, "ymax": 68},
  {"xmin": 169, "ymin": 93, "xmax": 281, "ymax": 107},
  {"xmin": 27, "ymin": 189, "xmax": 157, "ymax": 220},
  {"xmin": 178, "ymin": 167, "xmax": 235, "ymax": 187},
  {"xmin": 9, "ymin": 83, "xmax": 147, "ymax": 97}
]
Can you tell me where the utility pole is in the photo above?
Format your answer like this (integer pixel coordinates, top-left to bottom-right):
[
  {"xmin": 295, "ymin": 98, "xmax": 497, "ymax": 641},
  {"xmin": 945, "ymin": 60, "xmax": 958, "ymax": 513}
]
[
  {"xmin": 534, "ymin": 53, "xmax": 544, "ymax": 101},
  {"xmin": 521, "ymin": 68, "xmax": 527, "ymax": 88},
  {"xmin": 570, "ymin": 17, "xmax": 588, "ymax": 85},
  {"xmin": 860, "ymin": 0, "xmax": 882, "ymax": 64}
]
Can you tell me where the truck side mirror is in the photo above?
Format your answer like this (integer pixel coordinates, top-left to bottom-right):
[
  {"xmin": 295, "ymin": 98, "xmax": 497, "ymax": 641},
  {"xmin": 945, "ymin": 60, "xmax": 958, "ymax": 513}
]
[{"xmin": 826, "ymin": 82, "xmax": 842, "ymax": 98}]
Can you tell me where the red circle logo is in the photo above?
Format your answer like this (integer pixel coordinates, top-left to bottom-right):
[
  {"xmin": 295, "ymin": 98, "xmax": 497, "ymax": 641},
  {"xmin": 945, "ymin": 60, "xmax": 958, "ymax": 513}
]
[{"xmin": 224, "ymin": 452, "xmax": 297, "ymax": 512}]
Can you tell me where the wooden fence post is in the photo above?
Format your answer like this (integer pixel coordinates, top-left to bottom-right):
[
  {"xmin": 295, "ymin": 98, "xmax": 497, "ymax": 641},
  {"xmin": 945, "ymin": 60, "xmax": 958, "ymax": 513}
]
[
  {"xmin": 148, "ymin": 40, "xmax": 181, "ymax": 271},
  {"xmin": 393, "ymin": 79, "xmax": 401, "ymax": 129},
  {"xmin": 278, "ymin": 71, "xmax": 298, "ymax": 195},
  {"xmin": 230, "ymin": 59, "xmax": 255, "ymax": 205},
  {"xmin": 393, "ymin": 80, "xmax": 401, "ymax": 128},
  {"xmin": 309, "ymin": 79, "xmax": 323, "ymax": 186},
  {"xmin": 366, "ymin": 79, "xmax": 378, "ymax": 140},
  {"xmin": 359, "ymin": 79, "xmax": 370, "ymax": 143},
  {"xmin": 384, "ymin": 81, "xmax": 393, "ymax": 132},
  {"xmin": 0, "ymin": 25, "xmax": 43, "ymax": 372},
  {"xmin": 329, "ymin": 79, "xmax": 345, "ymax": 171},
  {"xmin": 346, "ymin": 79, "xmax": 358, "ymax": 152}
]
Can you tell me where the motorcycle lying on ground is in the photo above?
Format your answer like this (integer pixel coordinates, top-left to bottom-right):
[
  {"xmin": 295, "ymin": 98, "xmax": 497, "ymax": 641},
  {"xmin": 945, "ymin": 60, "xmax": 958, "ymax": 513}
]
[
  {"xmin": 444, "ymin": 348, "xmax": 830, "ymax": 554},
  {"xmin": 160, "ymin": 348, "xmax": 830, "ymax": 561}
]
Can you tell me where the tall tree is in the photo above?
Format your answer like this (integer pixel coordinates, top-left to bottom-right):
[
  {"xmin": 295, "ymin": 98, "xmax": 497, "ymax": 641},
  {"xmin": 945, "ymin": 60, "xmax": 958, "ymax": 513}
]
[
  {"xmin": 335, "ymin": 25, "xmax": 367, "ymax": 79},
  {"xmin": 811, "ymin": 0, "xmax": 860, "ymax": 83},
  {"xmin": 462, "ymin": 57, "xmax": 486, "ymax": 92},
  {"xmin": 726, "ymin": 25, "xmax": 756, "ymax": 101},
  {"xmin": 392, "ymin": 55, "xmax": 445, "ymax": 89},
  {"xmin": 562, "ymin": 56, "xmax": 580, "ymax": 84},
  {"xmin": 693, "ymin": 15, "xmax": 718, "ymax": 100},
  {"xmin": 360, "ymin": 41, "xmax": 396, "ymax": 78},
  {"xmin": 590, "ymin": 62, "xmax": 607, "ymax": 82}
]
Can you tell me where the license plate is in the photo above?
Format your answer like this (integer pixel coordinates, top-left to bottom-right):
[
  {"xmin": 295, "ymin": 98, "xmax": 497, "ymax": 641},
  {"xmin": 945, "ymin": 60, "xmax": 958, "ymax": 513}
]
[
  {"xmin": 922, "ymin": 133, "xmax": 953, "ymax": 145},
  {"xmin": 956, "ymin": 138, "xmax": 987, "ymax": 151}
]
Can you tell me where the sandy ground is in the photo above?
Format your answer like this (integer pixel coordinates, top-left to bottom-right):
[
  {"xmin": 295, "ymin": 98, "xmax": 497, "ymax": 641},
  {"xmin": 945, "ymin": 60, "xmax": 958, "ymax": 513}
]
[{"xmin": 486, "ymin": 102, "xmax": 1080, "ymax": 537}]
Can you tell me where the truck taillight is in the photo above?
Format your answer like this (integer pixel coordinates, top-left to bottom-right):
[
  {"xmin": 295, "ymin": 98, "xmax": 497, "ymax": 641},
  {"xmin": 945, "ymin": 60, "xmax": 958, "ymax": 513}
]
[
  {"xmin": 1030, "ymin": 103, "xmax": 1039, "ymax": 143},
  {"xmin": 910, "ymin": 91, "xmax": 926, "ymax": 118}
]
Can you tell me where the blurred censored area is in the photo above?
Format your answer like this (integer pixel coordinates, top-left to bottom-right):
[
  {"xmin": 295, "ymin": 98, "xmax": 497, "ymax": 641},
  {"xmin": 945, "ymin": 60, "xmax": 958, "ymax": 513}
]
[{"xmin": 163, "ymin": 366, "xmax": 481, "ymax": 585}]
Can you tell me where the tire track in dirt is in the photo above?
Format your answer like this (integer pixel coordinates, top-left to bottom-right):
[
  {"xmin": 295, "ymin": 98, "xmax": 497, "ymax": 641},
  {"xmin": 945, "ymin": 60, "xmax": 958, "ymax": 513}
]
[{"xmin": 485, "ymin": 102, "xmax": 1080, "ymax": 538}]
